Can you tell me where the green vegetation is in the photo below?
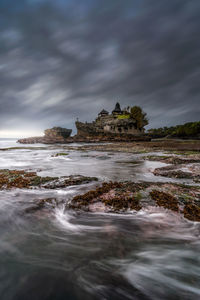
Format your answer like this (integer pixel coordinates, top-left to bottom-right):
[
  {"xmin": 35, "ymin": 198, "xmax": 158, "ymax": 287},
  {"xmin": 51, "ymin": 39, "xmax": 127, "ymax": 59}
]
[
  {"xmin": 130, "ymin": 106, "xmax": 148, "ymax": 129},
  {"xmin": 148, "ymin": 121, "xmax": 200, "ymax": 138},
  {"xmin": 117, "ymin": 114, "xmax": 130, "ymax": 119},
  {"xmin": 0, "ymin": 169, "xmax": 56, "ymax": 189},
  {"xmin": 115, "ymin": 105, "xmax": 148, "ymax": 128},
  {"xmin": 52, "ymin": 152, "xmax": 69, "ymax": 157},
  {"xmin": 134, "ymin": 192, "xmax": 142, "ymax": 201},
  {"xmin": 0, "ymin": 147, "xmax": 47, "ymax": 151},
  {"xmin": 0, "ymin": 169, "xmax": 98, "ymax": 190},
  {"xmin": 165, "ymin": 150, "xmax": 200, "ymax": 156}
]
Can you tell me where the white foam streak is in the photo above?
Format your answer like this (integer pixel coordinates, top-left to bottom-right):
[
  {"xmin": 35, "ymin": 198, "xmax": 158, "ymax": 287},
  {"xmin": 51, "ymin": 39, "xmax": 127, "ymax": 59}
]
[{"xmin": 55, "ymin": 207, "xmax": 101, "ymax": 233}]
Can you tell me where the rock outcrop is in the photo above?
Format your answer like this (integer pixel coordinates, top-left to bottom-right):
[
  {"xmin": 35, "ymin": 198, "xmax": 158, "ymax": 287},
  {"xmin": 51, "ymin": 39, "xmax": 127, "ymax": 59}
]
[
  {"xmin": 18, "ymin": 102, "xmax": 151, "ymax": 144},
  {"xmin": 73, "ymin": 102, "xmax": 150, "ymax": 141},
  {"xmin": 44, "ymin": 127, "xmax": 72, "ymax": 138},
  {"xmin": 0, "ymin": 169, "xmax": 98, "ymax": 190},
  {"xmin": 18, "ymin": 127, "xmax": 72, "ymax": 144},
  {"xmin": 67, "ymin": 181, "xmax": 200, "ymax": 221}
]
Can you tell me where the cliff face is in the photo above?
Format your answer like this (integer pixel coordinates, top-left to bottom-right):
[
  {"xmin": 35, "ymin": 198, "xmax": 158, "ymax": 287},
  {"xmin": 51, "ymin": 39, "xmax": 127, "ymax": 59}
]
[
  {"xmin": 44, "ymin": 127, "xmax": 72, "ymax": 138},
  {"xmin": 75, "ymin": 122, "xmax": 97, "ymax": 137},
  {"xmin": 18, "ymin": 127, "xmax": 73, "ymax": 144},
  {"xmin": 75, "ymin": 114, "xmax": 143, "ymax": 138},
  {"xmin": 75, "ymin": 120, "xmax": 150, "ymax": 142}
]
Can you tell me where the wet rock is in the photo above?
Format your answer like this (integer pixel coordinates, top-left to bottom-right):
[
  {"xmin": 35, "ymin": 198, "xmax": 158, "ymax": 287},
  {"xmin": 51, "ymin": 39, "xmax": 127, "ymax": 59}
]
[
  {"xmin": 68, "ymin": 181, "xmax": 200, "ymax": 222},
  {"xmin": 153, "ymin": 164, "xmax": 200, "ymax": 181},
  {"xmin": 0, "ymin": 146, "xmax": 48, "ymax": 151},
  {"xmin": 24, "ymin": 198, "xmax": 58, "ymax": 213},
  {"xmin": 150, "ymin": 190, "xmax": 179, "ymax": 211},
  {"xmin": 68, "ymin": 182, "xmax": 147, "ymax": 212},
  {"xmin": 115, "ymin": 160, "xmax": 142, "ymax": 165},
  {"xmin": 59, "ymin": 141, "xmax": 200, "ymax": 153},
  {"xmin": 42, "ymin": 175, "xmax": 98, "ymax": 189},
  {"xmin": 51, "ymin": 152, "xmax": 69, "ymax": 157},
  {"xmin": 144, "ymin": 155, "xmax": 200, "ymax": 165},
  {"xmin": 17, "ymin": 136, "xmax": 74, "ymax": 144},
  {"xmin": 0, "ymin": 169, "xmax": 98, "ymax": 190},
  {"xmin": 183, "ymin": 203, "xmax": 200, "ymax": 222}
]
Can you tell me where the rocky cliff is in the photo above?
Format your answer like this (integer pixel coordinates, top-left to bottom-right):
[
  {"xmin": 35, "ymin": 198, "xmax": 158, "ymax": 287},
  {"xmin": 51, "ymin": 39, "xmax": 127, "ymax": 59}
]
[
  {"xmin": 18, "ymin": 127, "xmax": 73, "ymax": 144},
  {"xmin": 18, "ymin": 103, "xmax": 151, "ymax": 144},
  {"xmin": 44, "ymin": 127, "xmax": 72, "ymax": 138}
]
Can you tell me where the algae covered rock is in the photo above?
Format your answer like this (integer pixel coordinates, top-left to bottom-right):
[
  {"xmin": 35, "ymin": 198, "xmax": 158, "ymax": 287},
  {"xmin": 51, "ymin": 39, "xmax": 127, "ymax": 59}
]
[
  {"xmin": 0, "ymin": 169, "xmax": 98, "ymax": 190},
  {"xmin": 68, "ymin": 181, "xmax": 142, "ymax": 212},
  {"xmin": 150, "ymin": 190, "xmax": 179, "ymax": 211},
  {"xmin": 51, "ymin": 152, "xmax": 69, "ymax": 157},
  {"xmin": 68, "ymin": 180, "xmax": 200, "ymax": 222},
  {"xmin": 183, "ymin": 203, "xmax": 200, "ymax": 222}
]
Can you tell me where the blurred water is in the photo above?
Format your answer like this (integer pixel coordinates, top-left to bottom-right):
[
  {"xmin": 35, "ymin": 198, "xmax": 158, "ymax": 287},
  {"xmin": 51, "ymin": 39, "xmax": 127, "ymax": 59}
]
[{"xmin": 0, "ymin": 139, "xmax": 199, "ymax": 300}]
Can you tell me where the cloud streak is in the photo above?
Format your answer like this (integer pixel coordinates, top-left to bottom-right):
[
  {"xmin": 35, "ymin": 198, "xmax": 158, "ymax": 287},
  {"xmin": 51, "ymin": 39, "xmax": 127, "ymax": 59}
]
[{"xmin": 0, "ymin": 0, "xmax": 199, "ymax": 136}]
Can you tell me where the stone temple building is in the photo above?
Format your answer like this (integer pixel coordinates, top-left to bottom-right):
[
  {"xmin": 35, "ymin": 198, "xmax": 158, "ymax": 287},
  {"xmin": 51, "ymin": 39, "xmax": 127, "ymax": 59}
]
[
  {"xmin": 75, "ymin": 102, "xmax": 145, "ymax": 137},
  {"xmin": 18, "ymin": 103, "xmax": 149, "ymax": 144}
]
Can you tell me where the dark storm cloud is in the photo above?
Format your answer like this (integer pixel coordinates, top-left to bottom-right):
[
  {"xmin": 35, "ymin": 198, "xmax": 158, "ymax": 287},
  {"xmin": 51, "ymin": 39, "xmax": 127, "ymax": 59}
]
[{"xmin": 0, "ymin": 0, "xmax": 200, "ymax": 135}]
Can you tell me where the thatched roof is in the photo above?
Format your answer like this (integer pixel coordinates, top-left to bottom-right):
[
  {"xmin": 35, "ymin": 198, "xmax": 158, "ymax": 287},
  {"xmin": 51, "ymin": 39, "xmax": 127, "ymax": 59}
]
[{"xmin": 99, "ymin": 109, "xmax": 109, "ymax": 115}]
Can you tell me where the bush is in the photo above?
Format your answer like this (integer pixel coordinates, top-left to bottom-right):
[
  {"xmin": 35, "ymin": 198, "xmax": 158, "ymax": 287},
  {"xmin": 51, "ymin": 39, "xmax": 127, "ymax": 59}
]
[
  {"xmin": 148, "ymin": 121, "xmax": 200, "ymax": 138},
  {"xmin": 130, "ymin": 106, "xmax": 148, "ymax": 129}
]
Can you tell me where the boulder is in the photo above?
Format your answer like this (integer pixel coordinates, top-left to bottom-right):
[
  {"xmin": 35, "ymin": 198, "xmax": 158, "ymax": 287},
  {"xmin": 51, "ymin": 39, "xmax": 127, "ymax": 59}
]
[{"xmin": 44, "ymin": 127, "xmax": 72, "ymax": 138}]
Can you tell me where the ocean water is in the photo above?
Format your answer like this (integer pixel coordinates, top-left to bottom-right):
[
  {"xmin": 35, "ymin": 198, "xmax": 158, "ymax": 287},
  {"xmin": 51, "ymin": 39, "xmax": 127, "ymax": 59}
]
[{"xmin": 0, "ymin": 139, "xmax": 199, "ymax": 300}]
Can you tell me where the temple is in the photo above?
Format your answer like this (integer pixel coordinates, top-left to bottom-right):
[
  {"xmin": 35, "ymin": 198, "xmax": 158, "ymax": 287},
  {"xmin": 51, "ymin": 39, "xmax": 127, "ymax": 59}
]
[
  {"xmin": 18, "ymin": 102, "xmax": 150, "ymax": 144},
  {"xmin": 75, "ymin": 102, "xmax": 145, "ymax": 137}
]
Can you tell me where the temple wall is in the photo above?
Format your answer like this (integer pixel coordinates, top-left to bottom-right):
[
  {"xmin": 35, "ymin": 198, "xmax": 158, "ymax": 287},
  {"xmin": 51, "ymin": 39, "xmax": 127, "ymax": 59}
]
[
  {"xmin": 76, "ymin": 114, "xmax": 144, "ymax": 137},
  {"xmin": 103, "ymin": 125, "xmax": 141, "ymax": 135},
  {"xmin": 75, "ymin": 121, "xmax": 98, "ymax": 136}
]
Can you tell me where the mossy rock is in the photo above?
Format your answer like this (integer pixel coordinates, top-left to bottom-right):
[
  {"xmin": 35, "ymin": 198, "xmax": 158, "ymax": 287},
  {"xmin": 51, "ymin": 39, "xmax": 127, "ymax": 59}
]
[
  {"xmin": 150, "ymin": 190, "xmax": 179, "ymax": 211},
  {"xmin": 69, "ymin": 182, "xmax": 142, "ymax": 212},
  {"xmin": 184, "ymin": 203, "xmax": 200, "ymax": 222},
  {"xmin": 0, "ymin": 147, "xmax": 47, "ymax": 151},
  {"xmin": 0, "ymin": 169, "xmax": 98, "ymax": 190},
  {"xmin": 51, "ymin": 152, "xmax": 69, "ymax": 157}
]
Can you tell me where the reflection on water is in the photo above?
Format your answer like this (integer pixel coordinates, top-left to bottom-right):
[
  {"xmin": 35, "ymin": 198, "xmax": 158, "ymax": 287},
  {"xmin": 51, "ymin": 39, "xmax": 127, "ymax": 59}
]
[{"xmin": 0, "ymin": 139, "xmax": 200, "ymax": 300}]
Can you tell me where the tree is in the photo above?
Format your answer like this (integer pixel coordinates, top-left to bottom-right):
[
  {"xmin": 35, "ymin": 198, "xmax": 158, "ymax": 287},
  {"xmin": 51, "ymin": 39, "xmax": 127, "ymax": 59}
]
[
  {"xmin": 149, "ymin": 121, "xmax": 200, "ymax": 138},
  {"xmin": 130, "ymin": 106, "xmax": 148, "ymax": 129}
]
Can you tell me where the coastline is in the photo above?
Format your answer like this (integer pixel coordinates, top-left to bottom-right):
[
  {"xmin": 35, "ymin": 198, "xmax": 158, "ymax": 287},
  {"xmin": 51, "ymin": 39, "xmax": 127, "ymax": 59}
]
[{"xmin": 1, "ymin": 139, "xmax": 200, "ymax": 221}]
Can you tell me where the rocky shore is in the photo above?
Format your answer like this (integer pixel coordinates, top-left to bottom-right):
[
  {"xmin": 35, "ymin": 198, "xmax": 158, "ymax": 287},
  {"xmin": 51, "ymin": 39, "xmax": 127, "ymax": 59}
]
[
  {"xmin": 18, "ymin": 133, "xmax": 151, "ymax": 144},
  {"xmin": 1, "ymin": 168, "xmax": 200, "ymax": 222},
  {"xmin": 60, "ymin": 140, "xmax": 200, "ymax": 152},
  {"xmin": 143, "ymin": 154, "xmax": 200, "ymax": 182},
  {"xmin": 2, "ymin": 139, "xmax": 200, "ymax": 222},
  {"xmin": 0, "ymin": 169, "xmax": 98, "ymax": 190},
  {"xmin": 67, "ymin": 181, "xmax": 200, "ymax": 222},
  {"xmin": 17, "ymin": 136, "xmax": 74, "ymax": 144},
  {"xmin": 17, "ymin": 120, "xmax": 151, "ymax": 144}
]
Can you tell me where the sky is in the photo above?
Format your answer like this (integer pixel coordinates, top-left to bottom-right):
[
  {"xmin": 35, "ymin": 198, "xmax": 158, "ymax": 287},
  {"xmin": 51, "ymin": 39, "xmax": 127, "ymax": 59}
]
[{"xmin": 0, "ymin": 0, "xmax": 199, "ymax": 138}]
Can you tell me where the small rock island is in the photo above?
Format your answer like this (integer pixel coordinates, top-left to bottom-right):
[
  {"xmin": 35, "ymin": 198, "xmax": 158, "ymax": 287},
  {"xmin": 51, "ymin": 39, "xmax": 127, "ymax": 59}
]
[
  {"xmin": 18, "ymin": 102, "xmax": 150, "ymax": 144},
  {"xmin": 18, "ymin": 127, "xmax": 73, "ymax": 144}
]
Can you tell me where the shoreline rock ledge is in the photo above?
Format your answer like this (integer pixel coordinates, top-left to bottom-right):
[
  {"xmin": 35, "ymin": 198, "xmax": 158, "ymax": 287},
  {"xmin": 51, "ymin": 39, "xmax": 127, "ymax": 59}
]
[
  {"xmin": 18, "ymin": 127, "xmax": 151, "ymax": 144},
  {"xmin": 18, "ymin": 127, "xmax": 73, "ymax": 144}
]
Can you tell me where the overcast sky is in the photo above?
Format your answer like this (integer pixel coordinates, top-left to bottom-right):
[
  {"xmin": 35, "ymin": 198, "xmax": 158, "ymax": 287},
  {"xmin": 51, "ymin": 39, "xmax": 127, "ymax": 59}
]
[{"xmin": 0, "ymin": 0, "xmax": 199, "ymax": 137}]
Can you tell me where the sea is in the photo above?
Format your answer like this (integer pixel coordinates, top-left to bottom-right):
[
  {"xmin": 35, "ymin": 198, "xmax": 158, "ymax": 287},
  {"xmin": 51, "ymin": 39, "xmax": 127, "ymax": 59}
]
[{"xmin": 0, "ymin": 138, "xmax": 199, "ymax": 300}]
